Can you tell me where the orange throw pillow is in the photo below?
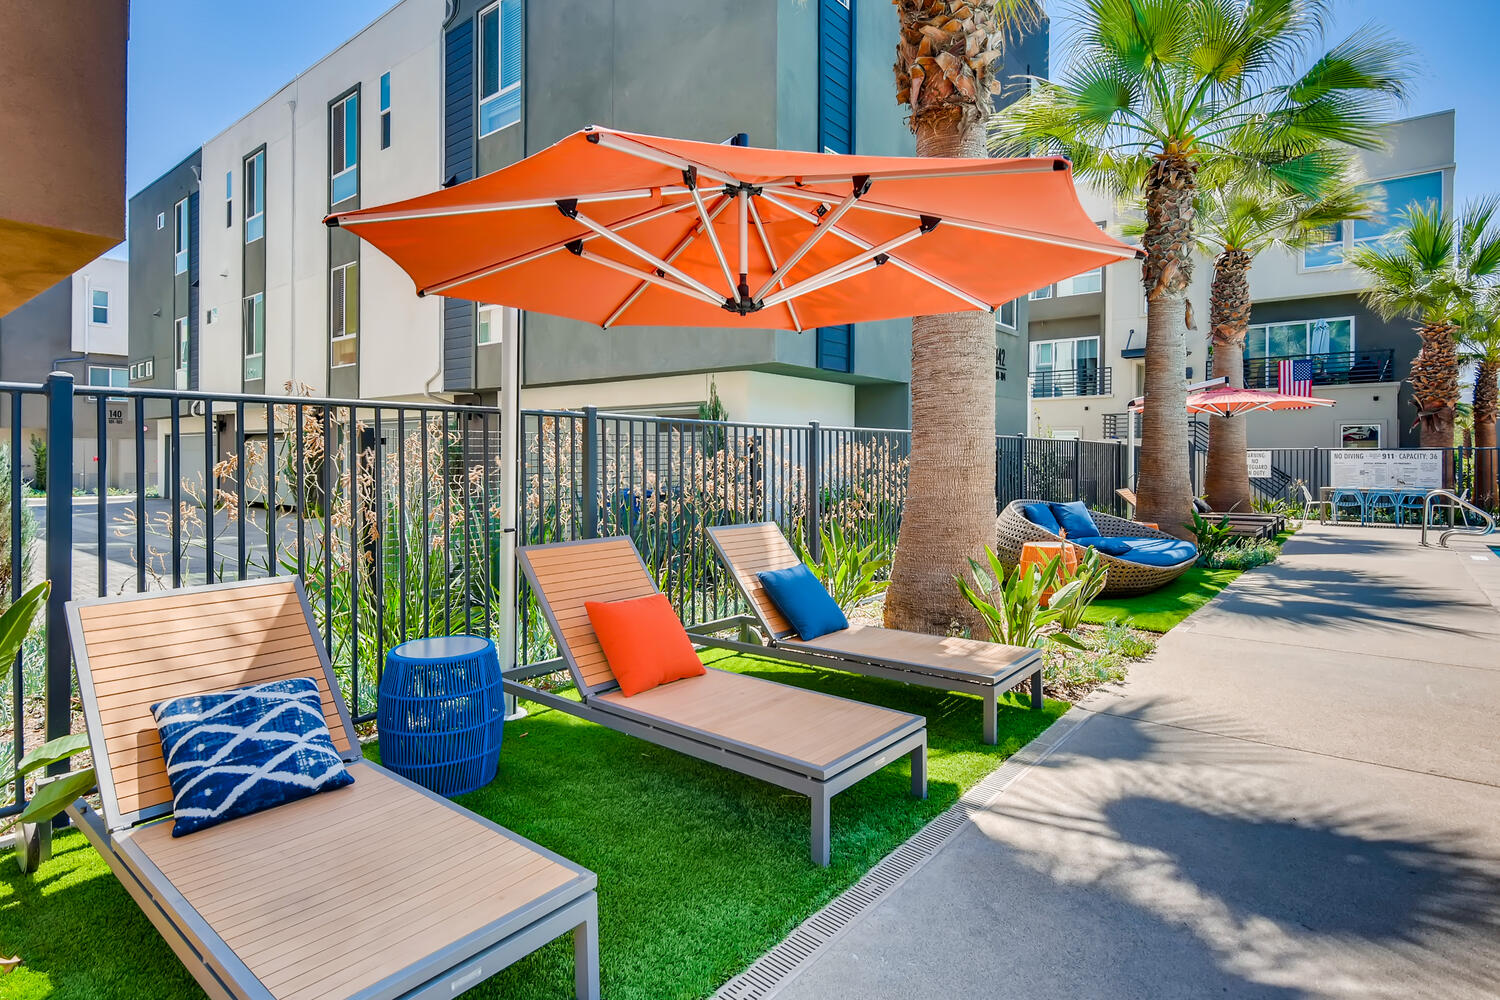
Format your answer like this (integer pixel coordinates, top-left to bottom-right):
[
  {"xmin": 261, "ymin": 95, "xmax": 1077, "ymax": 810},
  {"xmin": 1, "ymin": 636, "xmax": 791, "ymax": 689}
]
[{"xmin": 584, "ymin": 593, "xmax": 706, "ymax": 697}]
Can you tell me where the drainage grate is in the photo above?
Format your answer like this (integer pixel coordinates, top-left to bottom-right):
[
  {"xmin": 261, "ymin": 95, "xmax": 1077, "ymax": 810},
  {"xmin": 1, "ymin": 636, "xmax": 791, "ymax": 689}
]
[{"xmin": 713, "ymin": 706, "xmax": 1092, "ymax": 1000}]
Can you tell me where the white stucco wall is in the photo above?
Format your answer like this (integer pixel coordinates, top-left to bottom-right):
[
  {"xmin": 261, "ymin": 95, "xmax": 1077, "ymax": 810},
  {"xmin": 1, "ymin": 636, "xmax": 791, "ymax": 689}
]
[
  {"xmin": 520, "ymin": 370, "xmax": 856, "ymax": 426},
  {"xmin": 70, "ymin": 255, "xmax": 128, "ymax": 356},
  {"xmin": 197, "ymin": 0, "xmax": 443, "ymax": 399}
]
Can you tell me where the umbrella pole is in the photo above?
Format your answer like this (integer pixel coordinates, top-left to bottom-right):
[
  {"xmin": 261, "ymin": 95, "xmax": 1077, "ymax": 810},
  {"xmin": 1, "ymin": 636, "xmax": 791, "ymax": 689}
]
[{"xmin": 500, "ymin": 318, "xmax": 526, "ymax": 721}]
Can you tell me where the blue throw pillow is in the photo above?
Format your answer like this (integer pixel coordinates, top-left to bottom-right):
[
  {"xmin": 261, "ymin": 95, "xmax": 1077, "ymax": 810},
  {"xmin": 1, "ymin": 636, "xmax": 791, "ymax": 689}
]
[
  {"xmin": 1049, "ymin": 501, "xmax": 1100, "ymax": 539},
  {"xmin": 1088, "ymin": 537, "xmax": 1133, "ymax": 557},
  {"xmin": 756, "ymin": 564, "xmax": 849, "ymax": 641},
  {"xmin": 1020, "ymin": 502, "xmax": 1062, "ymax": 534},
  {"xmin": 152, "ymin": 677, "xmax": 354, "ymax": 837}
]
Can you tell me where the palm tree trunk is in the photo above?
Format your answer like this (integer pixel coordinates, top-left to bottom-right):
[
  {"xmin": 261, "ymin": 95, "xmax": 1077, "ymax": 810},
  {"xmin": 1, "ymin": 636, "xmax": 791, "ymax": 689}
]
[
  {"xmin": 1409, "ymin": 321, "xmax": 1460, "ymax": 486},
  {"xmin": 1205, "ymin": 249, "xmax": 1252, "ymax": 512},
  {"xmin": 1474, "ymin": 355, "xmax": 1499, "ymax": 509},
  {"xmin": 1135, "ymin": 154, "xmax": 1197, "ymax": 539},
  {"xmin": 885, "ymin": 108, "xmax": 997, "ymax": 634}
]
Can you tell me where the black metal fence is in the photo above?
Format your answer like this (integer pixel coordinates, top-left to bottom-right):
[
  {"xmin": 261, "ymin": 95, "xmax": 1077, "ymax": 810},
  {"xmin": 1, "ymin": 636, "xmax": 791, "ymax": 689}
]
[
  {"xmin": 1234, "ymin": 445, "xmax": 1500, "ymax": 509},
  {"xmin": 0, "ymin": 377, "xmax": 1130, "ymax": 818},
  {"xmin": 1242, "ymin": 349, "xmax": 1395, "ymax": 389}
]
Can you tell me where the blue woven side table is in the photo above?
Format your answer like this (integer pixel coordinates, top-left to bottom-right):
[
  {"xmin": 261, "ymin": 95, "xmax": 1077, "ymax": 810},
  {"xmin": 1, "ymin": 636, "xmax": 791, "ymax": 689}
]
[{"xmin": 378, "ymin": 635, "xmax": 504, "ymax": 797}]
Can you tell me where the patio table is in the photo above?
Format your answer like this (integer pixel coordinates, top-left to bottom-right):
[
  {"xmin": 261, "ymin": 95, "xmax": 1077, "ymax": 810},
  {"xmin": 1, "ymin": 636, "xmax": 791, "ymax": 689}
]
[{"xmin": 1318, "ymin": 487, "xmax": 1431, "ymax": 526}]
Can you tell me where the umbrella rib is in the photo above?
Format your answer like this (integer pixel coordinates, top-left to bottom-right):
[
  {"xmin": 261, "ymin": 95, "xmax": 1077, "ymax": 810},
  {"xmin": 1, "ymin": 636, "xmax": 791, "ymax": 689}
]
[
  {"xmin": 591, "ymin": 130, "xmax": 740, "ymax": 189},
  {"xmin": 748, "ymin": 198, "xmax": 801, "ymax": 332},
  {"xmin": 759, "ymin": 226, "xmax": 930, "ymax": 309},
  {"xmin": 757, "ymin": 191, "xmax": 990, "ymax": 311},
  {"xmin": 688, "ymin": 182, "xmax": 737, "ymax": 301},
  {"xmin": 756, "ymin": 159, "xmax": 1063, "ymax": 187},
  {"xmin": 750, "ymin": 189, "xmax": 863, "ymax": 302},
  {"xmin": 333, "ymin": 186, "xmax": 690, "ymax": 226},
  {"xmin": 767, "ymin": 186, "xmax": 1141, "ymax": 259},
  {"xmin": 420, "ymin": 199, "xmax": 697, "ymax": 296},
  {"xmin": 570, "ymin": 209, "xmax": 724, "ymax": 303},
  {"xmin": 575, "ymin": 248, "xmax": 724, "ymax": 308},
  {"xmin": 604, "ymin": 194, "xmax": 733, "ymax": 328}
]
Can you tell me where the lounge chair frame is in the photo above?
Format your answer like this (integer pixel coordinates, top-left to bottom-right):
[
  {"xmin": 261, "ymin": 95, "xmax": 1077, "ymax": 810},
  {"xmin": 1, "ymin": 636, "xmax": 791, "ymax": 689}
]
[
  {"xmin": 66, "ymin": 576, "xmax": 601, "ymax": 1000},
  {"xmin": 512, "ymin": 537, "xmax": 927, "ymax": 867},
  {"xmin": 702, "ymin": 523, "xmax": 1042, "ymax": 745}
]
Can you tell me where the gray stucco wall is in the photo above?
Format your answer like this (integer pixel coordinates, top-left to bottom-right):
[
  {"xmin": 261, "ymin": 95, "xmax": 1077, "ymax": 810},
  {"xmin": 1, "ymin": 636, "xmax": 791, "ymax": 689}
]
[
  {"xmin": 128, "ymin": 149, "xmax": 201, "ymax": 390},
  {"xmin": 1249, "ymin": 292, "xmax": 1420, "ymax": 447}
]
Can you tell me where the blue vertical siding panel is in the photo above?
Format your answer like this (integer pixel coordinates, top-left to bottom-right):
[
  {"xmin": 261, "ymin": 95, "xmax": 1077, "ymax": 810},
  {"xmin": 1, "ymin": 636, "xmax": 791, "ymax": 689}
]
[
  {"xmin": 443, "ymin": 19, "xmax": 477, "ymax": 392},
  {"xmin": 817, "ymin": 2, "xmax": 855, "ymax": 373},
  {"xmin": 188, "ymin": 191, "xmax": 200, "ymax": 391},
  {"xmin": 817, "ymin": 324, "xmax": 853, "ymax": 374}
]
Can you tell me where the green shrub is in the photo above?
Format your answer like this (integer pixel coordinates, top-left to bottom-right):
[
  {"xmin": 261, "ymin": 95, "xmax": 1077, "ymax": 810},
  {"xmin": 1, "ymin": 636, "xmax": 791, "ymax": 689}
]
[
  {"xmin": 1201, "ymin": 538, "xmax": 1280, "ymax": 570},
  {"xmin": 27, "ymin": 434, "xmax": 45, "ymax": 491},
  {"xmin": 1044, "ymin": 620, "xmax": 1156, "ymax": 693},
  {"xmin": 1186, "ymin": 510, "xmax": 1234, "ymax": 564}
]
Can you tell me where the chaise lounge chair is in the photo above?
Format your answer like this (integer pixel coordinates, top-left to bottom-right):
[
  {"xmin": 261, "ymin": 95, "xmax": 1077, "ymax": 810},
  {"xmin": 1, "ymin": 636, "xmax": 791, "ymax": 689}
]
[
  {"xmin": 704, "ymin": 523, "xmax": 1043, "ymax": 745},
  {"xmin": 515, "ymin": 537, "xmax": 927, "ymax": 867},
  {"xmin": 65, "ymin": 577, "xmax": 600, "ymax": 1000},
  {"xmin": 1116, "ymin": 488, "xmax": 1281, "ymax": 539}
]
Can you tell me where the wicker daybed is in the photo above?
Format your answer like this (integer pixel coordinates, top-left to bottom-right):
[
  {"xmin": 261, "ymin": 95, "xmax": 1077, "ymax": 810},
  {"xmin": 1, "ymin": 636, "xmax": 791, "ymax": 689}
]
[{"xmin": 996, "ymin": 499, "xmax": 1197, "ymax": 596}]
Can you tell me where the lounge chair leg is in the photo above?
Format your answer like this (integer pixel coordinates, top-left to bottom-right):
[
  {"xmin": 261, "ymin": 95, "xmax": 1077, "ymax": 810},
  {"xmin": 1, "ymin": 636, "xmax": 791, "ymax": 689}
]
[
  {"xmin": 910, "ymin": 739, "xmax": 927, "ymax": 800},
  {"xmin": 983, "ymin": 689, "xmax": 998, "ymax": 745},
  {"xmin": 574, "ymin": 893, "xmax": 601, "ymax": 1000},
  {"xmin": 810, "ymin": 792, "xmax": 831, "ymax": 867},
  {"xmin": 1030, "ymin": 669, "xmax": 1044, "ymax": 710}
]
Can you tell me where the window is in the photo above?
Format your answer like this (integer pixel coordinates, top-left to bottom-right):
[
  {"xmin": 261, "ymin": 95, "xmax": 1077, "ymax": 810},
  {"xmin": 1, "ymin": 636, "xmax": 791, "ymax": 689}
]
[
  {"xmin": 225, "ymin": 170, "xmax": 233, "ymax": 228},
  {"xmin": 477, "ymin": 304, "xmax": 517, "ymax": 345},
  {"xmin": 156, "ymin": 212, "xmax": 165, "ymax": 231},
  {"xmin": 331, "ymin": 92, "xmax": 359, "ymax": 205},
  {"xmin": 90, "ymin": 289, "xmax": 109, "ymax": 324},
  {"xmin": 478, "ymin": 0, "xmax": 522, "ymax": 137},
  {"xmin": 173, "ymin": 198, "xmax": 189, "ymax": 274},
  {"xmin": 1339, "ymin": 423, "xmax": 1382, "ymax": 449},
  {"xmin": 243, "ymin": 292, "xmax": 266, "ymax": 381},
  {"xmin": 175, "ymin": 317, "xmax": 190, "ymax": 388},
  {"xmin": 244, "ymin": 150, "xmax": 265, "ymax": 243},
  {"xmin": 87, "ymin": 366, "xmax": 128, "ymax": 400},
  {"xmin": 1244, "ymin": 316, "xmax": 1354, "ymax": 359},
  {"xmin": 330, "ymin": 261, "xmax": 359, "ymax": 367},
  {"xmin": 129, "ymin": 359, "xmax": 155, "ymax": 382},
  {"xmin": 1302, "ymin": 171, "xmax": 1444, "ymax": 269},
  {"xmin": 1029, "ymin": 335, "xmax": 1101, "ymax": 397},
  {"xmin": 996, "ymin": 299, "xmax": 1017, "ymax": 331},
  {"xmin": 1057, "ymin": 267, "xmax": 1103, "ymax": 296},
  {"xmin": 379, "ymin": 72, "xmax": 391, "ymax": 149},
  {"xmin": 1029, "ymin": 284, "xmax": 1052, "ymax": 300}
]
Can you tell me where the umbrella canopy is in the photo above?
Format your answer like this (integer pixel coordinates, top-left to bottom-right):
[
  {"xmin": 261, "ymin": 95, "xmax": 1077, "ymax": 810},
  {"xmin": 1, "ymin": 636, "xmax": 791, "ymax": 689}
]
[
  {"xmin": 1184, "ymin": 385, "xmax": 1336, "ymax": 417},
  {"xmin": 325, "ymin": 126, "xmax": 1140, "ymax": 330}
]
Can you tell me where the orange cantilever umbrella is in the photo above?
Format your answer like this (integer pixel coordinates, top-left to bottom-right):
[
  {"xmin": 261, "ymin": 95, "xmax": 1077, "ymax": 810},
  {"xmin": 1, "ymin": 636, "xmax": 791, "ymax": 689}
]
[{"xmin": 325, "ymin": 126, "xmax": 1139, "ymax": 329}]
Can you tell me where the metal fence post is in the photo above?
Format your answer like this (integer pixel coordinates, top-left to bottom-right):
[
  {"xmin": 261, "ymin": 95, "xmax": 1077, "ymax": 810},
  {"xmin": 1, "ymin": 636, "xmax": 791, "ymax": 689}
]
[
  {"xmin": 805, "ymin": 421, "xmax": 822, "ymax": 559},
  {"xmin": 44, "ymin": 372, "xmax": 74, "ymax": 786},
  {"xmin": 581, "ymin": 406, "xmax": 600, "ymax": 539}
]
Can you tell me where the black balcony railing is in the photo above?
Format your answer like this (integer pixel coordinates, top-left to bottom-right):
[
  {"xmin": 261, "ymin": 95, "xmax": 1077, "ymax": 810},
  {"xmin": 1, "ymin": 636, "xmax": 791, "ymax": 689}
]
[
  {"xmin": 1029, "ymin": 366, "xmax": 1113, "ymax": 398},
  {"xmin": 1243, "ymin": 350, "xmax": 1395, "ymax": 389}
]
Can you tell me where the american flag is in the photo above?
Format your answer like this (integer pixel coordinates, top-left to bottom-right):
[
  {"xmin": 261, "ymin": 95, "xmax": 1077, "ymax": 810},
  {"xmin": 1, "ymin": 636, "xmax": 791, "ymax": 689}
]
[{"xmin": 1277, "ymin": 357, "xmax": 1313, "ymax": 398}]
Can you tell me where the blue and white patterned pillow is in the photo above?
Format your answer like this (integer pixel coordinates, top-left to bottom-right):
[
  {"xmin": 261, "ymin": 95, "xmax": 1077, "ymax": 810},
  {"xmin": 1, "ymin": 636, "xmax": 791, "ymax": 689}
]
[{"xmin": 151, "ymin": 676, "xmax": 354, "ymax": 837}]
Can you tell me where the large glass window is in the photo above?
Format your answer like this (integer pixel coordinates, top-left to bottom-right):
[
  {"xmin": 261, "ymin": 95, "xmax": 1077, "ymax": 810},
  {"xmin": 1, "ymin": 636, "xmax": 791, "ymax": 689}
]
[
  {"xmin": 1029, "ymin": 336, "xmax": 1101, "ymax": 396},
  {"xmin": 90, "ymin": 289, "xmax": 109, "ymax": 324},
  {"xmin": 175, "ymin": 316, "xmax": 190, "ymax": 388},
  {"xmin": 996, "ymin": 299, "xmax": 1016, "ymax": 330},
  {"xmin": 1056, "ymin": 267, "xmax": 1103, "ymax": 296},
  {"xmin": 330, "ymin": 261, "xmax": 359, "ymax": 368},
  {"xmin": 87, "ymin": 366, "xmax": 128, "ymax": 389},
  {"xmin": 331, "ymin": 92, "xmax": 359, "ymax": 205},
  {"xmin": 243, "ymin": 292, "xmax": 265, "ymax": 381},
  {"xmin": 1244, "ymin": 316, "xmax": 1355, "ymax": 359},
  {"xmin": 173, "ymin": 198, "xmax": 188, "ymax": 274},
  {"xmin": 1029, "ymin": 284, "xmax": 1052, "ymax": 300},
  {"xmin": 478, "ymin": 0, "xmax": 522, "ymax": 137},
  {"xmin": 477, "ymin": 304, "xmax": 517, "ymax": 346},
  {"xmin": 244, "ymin": 150, "xmax": 265, "ymax": 243},
  {"xmin": 379, "ymin": 72, "xmax": 391, "ymax": 149},
  {"xmin": 1303, "ymin": 171, "xmax": 1444, "ymax": 269}
]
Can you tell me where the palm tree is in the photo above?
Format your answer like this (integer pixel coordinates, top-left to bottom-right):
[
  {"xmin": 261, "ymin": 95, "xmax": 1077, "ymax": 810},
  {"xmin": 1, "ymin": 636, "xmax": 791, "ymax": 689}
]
[
  {"xmin": 884, "ymin": 0, "xmax": 1042, "ymax": 634},
  {"xmin": 1348, "ymin": 199, "xmax": 1500, "ymax": 486},
  {"xmin": 991, "ymin": 0, "xmax": 1409, "ymax": 537},
  {"xmin": 1457, "ymin": 294, "xmax": 1500, "ymax": 507},
  {"xmin": 1195, "ymin": 167, "xmax": 1373, "ymax": 511}
]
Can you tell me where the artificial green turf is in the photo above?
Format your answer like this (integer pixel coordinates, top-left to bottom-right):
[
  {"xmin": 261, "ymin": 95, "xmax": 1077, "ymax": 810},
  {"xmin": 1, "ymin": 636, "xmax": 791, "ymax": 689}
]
[
  {"xmin": 1078, "ymin": 565, "xmax": 1243, "ymax": 632},
  {"xmin": 0, "ymin": 649, "xmax": 1065, "ymax": 1000}
]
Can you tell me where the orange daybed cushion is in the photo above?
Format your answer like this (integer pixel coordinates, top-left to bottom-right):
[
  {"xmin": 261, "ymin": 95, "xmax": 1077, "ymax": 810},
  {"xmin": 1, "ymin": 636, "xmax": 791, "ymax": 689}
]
[{"xmin": 584, "ymin": 593, "xmax": 706, "ymax": 697}]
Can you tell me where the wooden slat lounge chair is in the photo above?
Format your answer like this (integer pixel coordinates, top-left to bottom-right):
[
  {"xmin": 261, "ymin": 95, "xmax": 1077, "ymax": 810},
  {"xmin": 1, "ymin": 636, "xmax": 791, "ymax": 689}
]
[
  {"xmin": 704, "ymin": 523, "xmax": 1043, "ymax": 745},
  {"xmin": 515, "ymin": 537, "xmax": 927, "ymax": 867},
  {"xmin": 1116, "ymin": 488, "xmax": 1281, "ymax": 539},
  {"xmin": 65, "ymin": 577, "xmax": 600, "ymax": 1000}
]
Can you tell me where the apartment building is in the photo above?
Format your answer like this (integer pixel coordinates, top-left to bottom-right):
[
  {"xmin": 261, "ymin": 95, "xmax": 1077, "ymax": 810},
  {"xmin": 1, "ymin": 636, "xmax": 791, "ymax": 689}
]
[
  {"xmin": 0, "ymin": 255, "xmax": 132, "ymax": 487},
  {"xmin": 1026, "ymin": 111, "xmax": 1457, "ymax": 451},
  {"xmin": 128, "ymin": 0, "xmax": 1049, "ymax": 433}
]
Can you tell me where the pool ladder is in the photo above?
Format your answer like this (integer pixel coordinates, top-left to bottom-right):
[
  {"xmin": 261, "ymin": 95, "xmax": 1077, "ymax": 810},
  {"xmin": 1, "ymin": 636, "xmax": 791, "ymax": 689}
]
[{"xmin": 1419, "ymin": 489, "xmax": 1497, "ymax": 547}]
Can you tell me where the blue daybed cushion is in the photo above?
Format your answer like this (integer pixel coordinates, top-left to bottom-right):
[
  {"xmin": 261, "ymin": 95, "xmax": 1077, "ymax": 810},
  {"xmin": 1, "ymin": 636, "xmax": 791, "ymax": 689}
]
[
  {"xmin": 757, "ymin": 564, "xmax": 849, "ymax": 641},
  {"xmin": 1088, "ymin": 537, "xmax": 1134, "ymax": 557},
  {"xmin": 1020, "ymin": 502, "xmax": 1062, "ymax": 534},
  {"xmin": 1048, "ymin": 501, "xmax": 1100, "ymax": 539},
  {"xmin": 152, "ymin": 676, "xmax": 354, "ymax": 837},
  {"xmin": 1107, "ymin": 537, "xmax": 1198, "ymax": 567}
]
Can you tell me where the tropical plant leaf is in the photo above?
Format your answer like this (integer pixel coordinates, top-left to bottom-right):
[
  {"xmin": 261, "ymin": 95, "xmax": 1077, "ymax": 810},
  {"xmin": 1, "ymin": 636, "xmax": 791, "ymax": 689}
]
[
  {"xmin": 0, "ymin": 581, "xmax": 47, "ymax": 674},
  {"xmin": 16, "ymin": 733, "xmax": 91, "ymax": 779},
  {"xmin": 15, "ymin": 768, "xmax": 97, "ymax": 827}
]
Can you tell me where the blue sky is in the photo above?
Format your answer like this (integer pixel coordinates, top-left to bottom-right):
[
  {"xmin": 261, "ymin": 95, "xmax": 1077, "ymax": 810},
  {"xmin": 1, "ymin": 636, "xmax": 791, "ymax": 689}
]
[{"xmin": 115, "ymin": 0, "xmax": 1495, "ymax": 256}]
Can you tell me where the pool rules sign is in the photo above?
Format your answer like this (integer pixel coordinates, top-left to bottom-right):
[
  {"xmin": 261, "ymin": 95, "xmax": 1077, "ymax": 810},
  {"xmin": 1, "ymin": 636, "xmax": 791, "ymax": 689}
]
[{"xmin": 1330, "ymin": 450, "xmax": 1442, "ymax": 489}]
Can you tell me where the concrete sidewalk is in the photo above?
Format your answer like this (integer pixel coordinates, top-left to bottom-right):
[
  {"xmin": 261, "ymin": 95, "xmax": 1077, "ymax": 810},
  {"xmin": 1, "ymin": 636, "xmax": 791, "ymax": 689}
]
[{"xmin": 769, "ymin": 523, "xmax": 1500, "ymax": 999}]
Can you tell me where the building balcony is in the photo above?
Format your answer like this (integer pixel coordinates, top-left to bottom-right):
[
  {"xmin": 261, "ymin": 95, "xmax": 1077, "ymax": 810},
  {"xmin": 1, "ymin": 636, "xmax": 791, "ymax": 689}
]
[
  {"xmin": 1029, "ymin": 366, "xmax": 1113, "ymax": 399},
  {"xmin": 1242, "ymin": 350, "xmax": 1395, "ymax": 389}
]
